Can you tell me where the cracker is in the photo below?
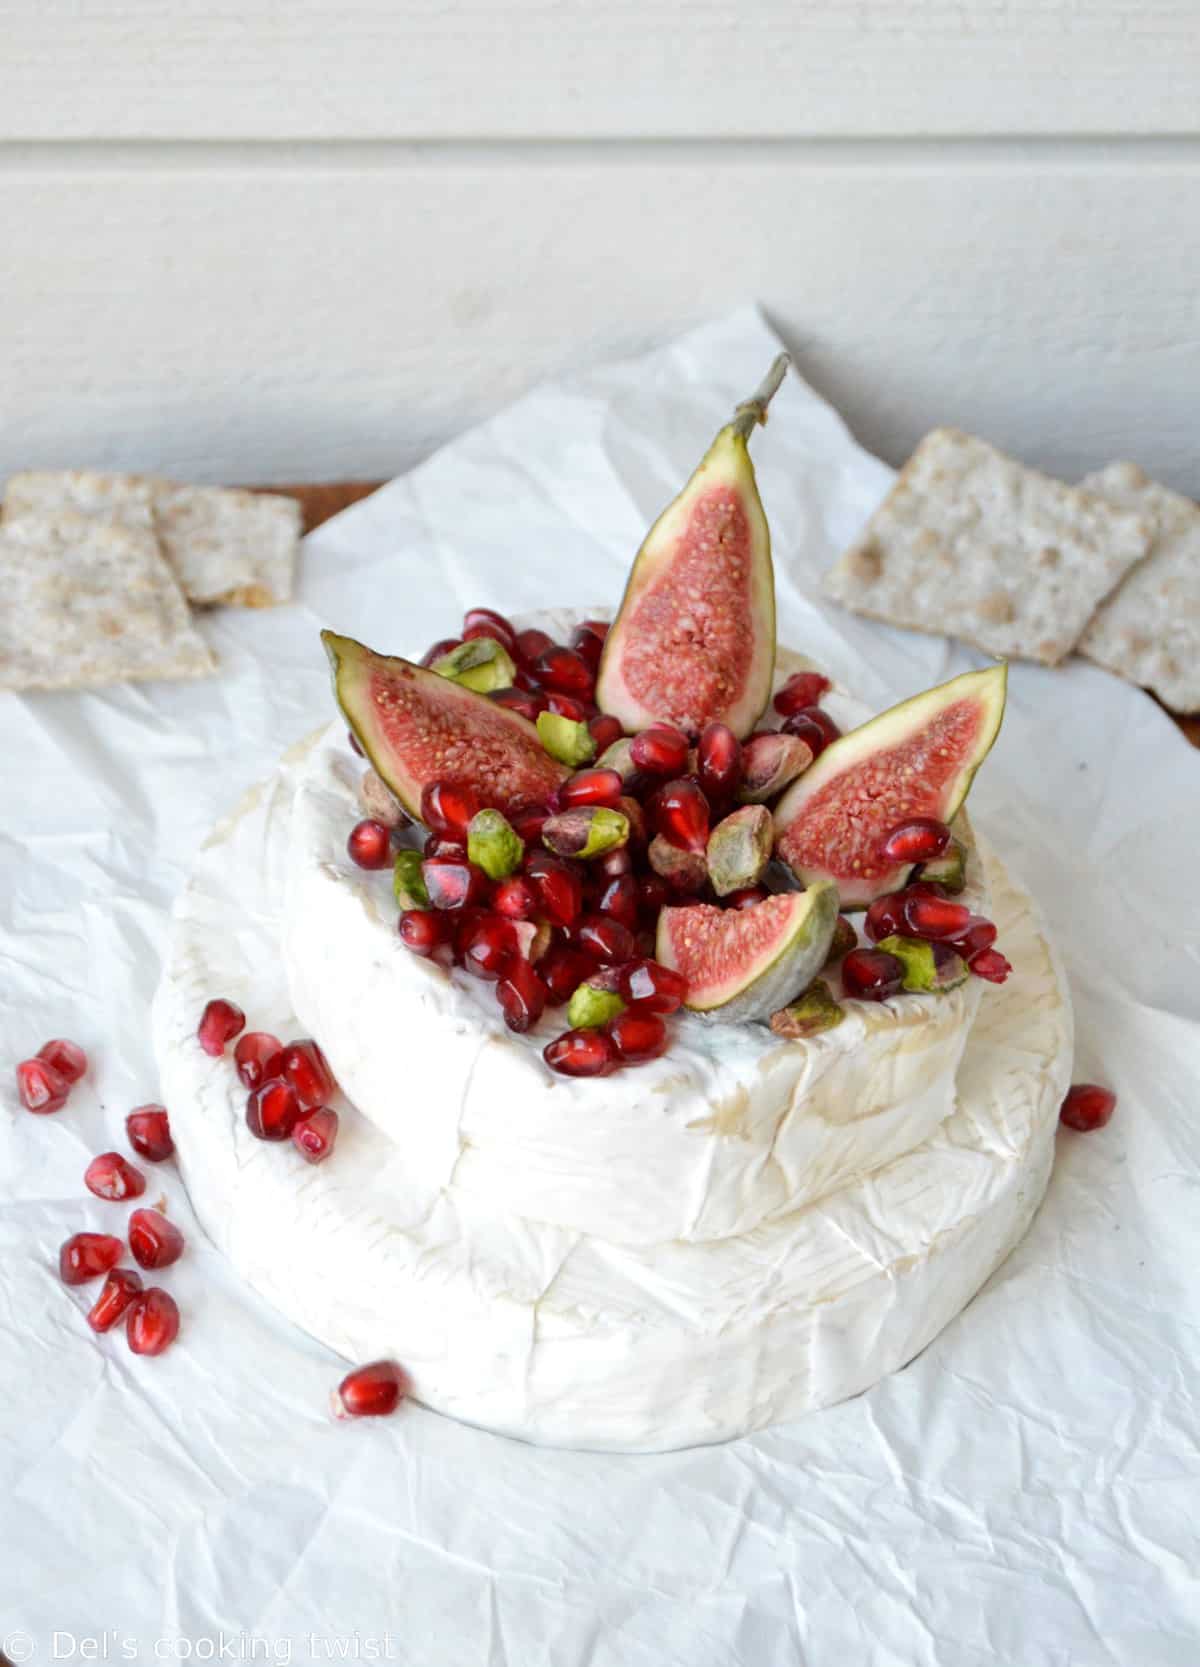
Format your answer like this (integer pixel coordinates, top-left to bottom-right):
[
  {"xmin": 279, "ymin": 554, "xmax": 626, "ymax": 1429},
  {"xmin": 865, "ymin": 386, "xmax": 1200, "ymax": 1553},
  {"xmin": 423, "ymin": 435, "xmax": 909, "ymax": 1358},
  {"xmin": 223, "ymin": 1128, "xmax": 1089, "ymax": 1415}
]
[
  {"xmin": 822, "ymin": 429, "xmax": 1153, "ymax": 664},
  {"xmin": 4, "ymin": 468, "xmax": 157, "ymax": 532},
  {"xmin": 153, "ymin": 484, "xmax": 300, "ymax": 608},
  {"xmin": 0, "ymin": 510, "xmax": 216, "ymax": 692},
  {"xmin": 1077, "ymin": 463, "xmax": 1200, "ymax": 712}
]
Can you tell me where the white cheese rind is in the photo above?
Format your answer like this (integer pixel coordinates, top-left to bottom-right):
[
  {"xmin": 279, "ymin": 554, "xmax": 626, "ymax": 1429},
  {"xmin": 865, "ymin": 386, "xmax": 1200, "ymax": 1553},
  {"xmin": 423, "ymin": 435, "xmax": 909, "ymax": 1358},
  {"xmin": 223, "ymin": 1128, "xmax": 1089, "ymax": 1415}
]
[{"xmin": 153, "ymin": 742, "xmax": 1072, "ymax": 1453}]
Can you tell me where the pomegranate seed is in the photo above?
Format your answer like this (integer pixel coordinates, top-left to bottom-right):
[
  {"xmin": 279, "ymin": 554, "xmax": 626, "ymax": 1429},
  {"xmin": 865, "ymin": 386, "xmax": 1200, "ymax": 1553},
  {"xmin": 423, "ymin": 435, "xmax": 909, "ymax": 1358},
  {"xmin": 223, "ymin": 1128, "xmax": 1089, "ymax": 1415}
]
[
  {"xmin": 347, "ymin": 728, "xmax": 365, "ymax": 756},
  {"xmin": 332, "ymin": 1359, "xmax": 408, "ymax": 1419},
  {"xmin": 510, "ymin": 804, "xmax": 551, "ymax": 843},
  {"xmin": 559, "ymin": 768, "xmax": 624, "ymax": 810},
  {"xmin": 630, "ymin": 724, "xmax": 690, "ymax": 776},
  {"xmin": 347, "ymin": 818, "xmax": 392, "ymax": 870},
  {"xmin": 597, "ymin": 873, "xmax": 639, "ymax": 930},
  {"xmin": 881, "ymin": 818, "xmax": 952, "ymax": 865},
  {"xmin": 128, "ymin": 1208, "xmax": 185, "ymax": 1270},
  {"xmin": 969, "ymin": 947, "xmax": 1012, "ymax": 984},
  {"xmin": 1060, "ymin": 1082, "xmax": 1116, "ymax": 1132},
  {"xmin": 197, "ymin": 997, "xmax": 245, "ymax": 1057},
  {"xmin": 398, "ymin": 907, "xmax": 451, "ymax": 956},
  {"xmin": 37, "ymin": 1038, "xmax": 88, "ymax": 1084},
  {"xmin": 245, "ymin": 1079, "xmax": 303, "ymax": 1142},
  {"xmin": 570, "ymin": 623, "xmax": 607, "ymax": 672},
  {"xmin": 619, "ymin": 959, "xmax": 688, "ymax": 1013},
  {"xmin": 126, "ymin": 1104, "xmax": 175, "ymax": 1162},
  {"xmin": 841, "ymin": 947, "xmax": 905, "ymax": 1002},
  {"xmin": 607, "ymin": 1008, "xmax": 668, "ymax": 1064},
  {"xmin": 525, "ymin": 851, "xmax": 583, "ymax": 927},
  {"xmin": 87, "ymin": 1267, "xmax": 143, "ymax": 1333},
  {"xmin": 420, "ymin": 781, "xmax": 480, "ymax": 839},
  {"xmin": 576, "ymin": 915, "xmax": 636, "ymax": 964},
  {"xmin": 726, "ymin": 886, "xmax": 768, "ymax": 910},
  {"xmin": 497, "ymin": 958, "xmax": 550, "ymax": 1032},
  {"xmin": 637, "ymin": 873, "xmax": 672, "ymax": 916},
  {"xmin": 538, "ymin": 942, "xmax": 592, "ymax": 1005},
  {"xmin": 293, "ymin": 1107, "xmax": 339, "ymax": 1163},
  {"xmin": 420, "ymin": 636, "xmax": 462, "ymax": 667},
  {"xmin": 60, "ymin": 1232, "xmax": 123, "ymax": 1285},
  {"xmin": 864, "ymin": 892, "xmax": 909, "ymax": 942},
  {"xmin": 15, "ymin": 1056, "xmax": 69, "ymax": 1114},
  {"xmin": 461, "ymin": 914, "xmax": 517, "ymax": 981},
  {"xmin": 581, "ymin": 618, "xmax": 610, "ymax": 641},
  {"xmin": 85, "ymin": 1152, "xmax": 146, "ymax": 1202},
  {"xmin": 597, "ymin": 846, "xmax": 634, "ymax": 880},
  {"xmin": 544, "ymin": 1027, "xmax": 618, "ymax": 1077},
  {"xmin": 782, "ymin": 706, "xmax": 841, "ymax": 757},
  {"xmin": 234, "ymin": 1032, "xmax": 283, "ymax": 1090},
  {"xmin": 126, "ymin": 1287, "xmax": 180, "ymax": 1356},
  {"xmin": 276, "ymin": 1039, "xmax": 336, "ymax": 1110},
  {"xmin": 902, "ymin": 893, "xmax": 972, "ymax": 941},
  {"xmin": 422, "ymin": 856, "xmax": 489, "ymax": 911},
  {"xmin": 545, "ymin": 691, "xmax": 590, "ymax": 723},
  {"xmin": 773, "ymin": 671, "xmax": 831, "ymax": 716},
  {"xmin": 533, "ymin": 645, "xmax": 594, "ymax": 699},
  {"xmin": 487, "ymin": 875, "xmax": 534, "ymax": 920},
  {"xmin": 652, "ymin": 780, "xmax": 710, "ymax": 853},
  {"xmin": 697, "ymin": 723, "xmax": 742, "ymax": 802},
  {"xmin": 490, "ymin": 687, "xmax": 545, "ymax": 724},
  {"xmin": 463, "ymin": 606, "xmax": 518, "ymax": 654},
  {"xmin": 588, "ymin": 713, "xmax": 623, "ymax": 752},
  {"xmin": 952, "ymin": 916, "xmax": 998, "ymax": 960},
  {"xmin": 515, "ymin": 627, "xmax": 555, "ymax": 666},
  {"xmin": 424, "ymin": 832, "xmax": 467, "ymax": 859}
]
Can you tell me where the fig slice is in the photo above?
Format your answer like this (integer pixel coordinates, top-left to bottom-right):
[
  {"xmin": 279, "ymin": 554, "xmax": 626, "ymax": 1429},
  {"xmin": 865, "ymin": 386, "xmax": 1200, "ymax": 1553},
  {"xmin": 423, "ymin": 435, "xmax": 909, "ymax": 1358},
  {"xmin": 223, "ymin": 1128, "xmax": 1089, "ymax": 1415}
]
[
  {"xmin": 322, "ymin": 631, "xmax": 567, "ymax": 822},
  {"xmin": 773, "ymin": 666, "xmax": 1006, "ymax": 908},
  {"xmin": 655, "ymin": 881, "xmax": 838, "ymax": 1024},
  {"xmin": 595, "ymin": 356, "xmax": 786, "ymax": 739}
]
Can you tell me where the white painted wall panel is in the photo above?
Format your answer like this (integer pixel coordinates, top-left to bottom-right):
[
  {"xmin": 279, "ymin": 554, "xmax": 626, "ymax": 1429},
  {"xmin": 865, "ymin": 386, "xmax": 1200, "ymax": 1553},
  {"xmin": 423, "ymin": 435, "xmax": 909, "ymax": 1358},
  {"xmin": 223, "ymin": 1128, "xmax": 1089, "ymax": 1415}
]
[
  {"xmin": 0, "ymin": 2, "xmax": 1197, "ymax": 139},
  {"xmin": 1, "ymin": 151, "xmax": 1196, "ymax": 492}
]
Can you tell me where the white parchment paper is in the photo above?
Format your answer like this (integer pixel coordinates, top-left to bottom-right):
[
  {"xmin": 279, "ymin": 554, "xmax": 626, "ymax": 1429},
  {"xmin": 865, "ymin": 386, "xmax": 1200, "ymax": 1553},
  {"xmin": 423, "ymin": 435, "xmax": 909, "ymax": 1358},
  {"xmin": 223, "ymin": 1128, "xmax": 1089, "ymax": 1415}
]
[{"xmin": 2, "ymin": 307, "xmax": 1197, "ymax": 1664}]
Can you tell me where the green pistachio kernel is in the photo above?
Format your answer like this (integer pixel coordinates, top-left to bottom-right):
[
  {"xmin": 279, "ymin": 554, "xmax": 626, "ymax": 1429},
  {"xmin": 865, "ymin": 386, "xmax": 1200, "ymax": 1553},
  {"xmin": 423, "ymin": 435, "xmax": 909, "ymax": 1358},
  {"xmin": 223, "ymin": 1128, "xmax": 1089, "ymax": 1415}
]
[
  {"xmin": 542, "ymin": 806, "xmax": 630, "ymax": 860},
  {"xmin": 567, "ymin": 982, "xmax": 627, "ymax": 1029},
  {"xmin": 876, "ymin": 935, "xmax": 969, "ymax": 993},
  {"xmin": 706, "ymin": 804, "xmax": 773, "ymax": 897},
  {"xmin": 536, "ymin": 711, "xmax": 597, "ymax": 767},
  {"xmin": 433, "ymin": 637, "xmax": 517, "ymax": 693},
  {"xmin": 392, "ymin": 848, "xmax": 429, "ymax": 909},
  {"xmin": 916, "ymin": 837, "xmax": 967, "ymax": 894},
  {"xmin": 466, "ymin": 808, "xmax": 524, "ymax": 880},
  {"xmin": 769, "ymin": 979, "xmax": 846, "ymax": 1039}
]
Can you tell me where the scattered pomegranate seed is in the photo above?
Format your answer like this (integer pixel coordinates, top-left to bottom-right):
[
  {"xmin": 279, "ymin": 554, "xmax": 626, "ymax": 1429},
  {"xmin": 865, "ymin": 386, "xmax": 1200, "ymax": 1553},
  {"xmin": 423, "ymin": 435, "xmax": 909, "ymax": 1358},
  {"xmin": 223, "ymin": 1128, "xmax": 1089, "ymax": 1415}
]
[
  {"xmin": 774, "ymin": 670, "xmax": 832, "ymax": 716},
  {"xmin": 597, "ymin": 846, "xmax": 634, "ymax": 880},
  {"xmin": 490, "ymin": 687, "xmax": 546, "ymax": 724},
  {"xmin": 696, "ymin": 723, "xmax": 742, "ymax": 803},
  {"xmin": 497, "ymin": 958, "xmax": 550, "ymax": 1032},
  {"xmin": 538, "ymin": 942, "xmax": 593, "ymax": 1005},
  {"xmin": 637, "ymin": 873, "xmax": 672, "ymax": 916},
  {"xmin": 588, "ymin": 713, "xmax": 623, "ymax": 752},
  {"xmin": 525, "ymin": 850, "xmax": 584, "ymax": 927},
  {"xmin": 347, "ymin": 818, "xmax": 392, "ymax": 869},
  {"xmin": 37, "ymin": 1038, "xmax": 88, "ymax": 1084},
  {"xmin": 559, "ymin": 768, "xmax": 624, "ymax": 810},
  {"xmin": 423, "ymin": 832, "xmax": 467, "ymax": 859},
  {"xmin": 232, "ymin": 1032, "xmax": 281, "ymax": 1091},
  {"xmin": 197, "ymin": 998, "xmax": 246, "ymax": 1058},
  {"xmin": 725, "ymin": 886, "xmax": 768, "ymax": 910},
  {"xmin": 619, "ymin": 959, "xmax": 688, "ymax": 1013},
  {"xmin": 422, "ymin": 856, "xmax": 490, "ymax": 911},
  {"xmin": 597, "ymin": 873, "xmax": 640, "ymax": 930},
  {"xmin": 841, "ymin": 947, "xmax": 905, "ymax": 1002},
  {"xmin": 276, "ymin": 1040, "xmax": 336, "ymax": 1110},
  {"xmin": 570, "ymin": 623, "xmax": 607, "ymax": 672},
  {"xmin": 969, "ymin": 948, "xmax": 1012, "ymax": 984},
  {"xmin": 420, "ymin": 781, "xmax": 481, "ymax": 839},
  {"xmin": 85, "ymin": 1152, "xmax": 147, "ymax": 1202},
  {"xmin": 1060, "ymin": 1083, "xmax": 1116, "ymax": 1132},
  {"xmin": 126, "ymin": 1104, "xmax": 175, "ymax": 1162},
  {"xmin": 782, "ymin": 706, "xmax": 841, "ymax": 757},
  {"xmin": 87, "ymin": 1267, "xmax": 143, "ymax": 1333},
  {"xmin": 347, "ymin": 728, "xmax": 365, "ymax": 756},
  {"xmin": 462, "ymin": 606, "xmax": 518, "ymax": 654},
  {"xmin": 607, "ymin": 1008, "xmax": 668, "ymax": 1063},
  {"xmin": 515, "ymin": 627, "xmax": 555, "ymax": 666},
  {"xmin": 652, "ymin": 779, "xmax": 710, "ymax": 852},
  {"xmin": 509, "ymin": 804, "xmax": 551, "ymax": 844},
  {"xmin": 544, "ymin": 1027, "xmax": 617, "ymax": 1077},
  {"xmin": 127, "ymin": 1208, "xmax": 185, "ymax": 1270},
  {"xmin": 398, "ymin": 908, "xmax": 451, "ymax": 956},
  {"xmin": 490, "ymin": 875, "xmax": 539, "ymax": 920},
  {"xmin": 630, "ymin": 724, "xmax": 690, "ymax": 777},
  {"xmin": 126, "ymin": 1287, "xmax": 180, "ymax": 1356},
  {"xmin": 460, "ymin": 914, "xmax": 517, "ymax": 981},
  {"xmin": 332, "ymin": 1359, "xmax": 408, "ymax": 1419},
  {"xmin": 293, "ymin": 1107, "xmax": 340, "ymax": 1163},
  {"xmin": 245, "ymin": 1079, "xmax": 303, "ymax": 1143},
  {"xmin": 533, "ymin": 645, "xmax": 594, "ymax": 699},
  {"xmin": 881, "ymin": 817, "xmax": 952, "ymax": 865},
  {"xmin": 60, "ymin": 1232, "xmax": 124, "ymax": 1285},
  {"xmin": 952, "ymin": 916, "xmax": 998, "ymax": 960},
  {"xmin": 576, "ymin": 915, "xmax": 636, "ymax": 964},
  {"xmin": 16, "ymin": 1056, "xmax": 69, "ymax": 1114},
  {"xmin": 903, "ymin": 893, "xmax": 972, "ymax": 940},
  {"xmin": 545, "ymin": 691, "xmax": 591, "ymax": 723},
  {"xmin": 420, "ymin": 636, "xmax": 462, "ymax": 667}
]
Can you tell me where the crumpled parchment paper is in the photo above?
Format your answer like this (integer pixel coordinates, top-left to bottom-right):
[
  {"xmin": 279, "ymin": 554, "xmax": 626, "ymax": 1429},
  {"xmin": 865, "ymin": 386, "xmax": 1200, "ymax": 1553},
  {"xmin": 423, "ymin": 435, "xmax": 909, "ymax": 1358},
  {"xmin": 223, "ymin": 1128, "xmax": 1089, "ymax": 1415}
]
[{"xmin": 2, "ymin": 306, "xmax": 1196, "ymax": 1664}]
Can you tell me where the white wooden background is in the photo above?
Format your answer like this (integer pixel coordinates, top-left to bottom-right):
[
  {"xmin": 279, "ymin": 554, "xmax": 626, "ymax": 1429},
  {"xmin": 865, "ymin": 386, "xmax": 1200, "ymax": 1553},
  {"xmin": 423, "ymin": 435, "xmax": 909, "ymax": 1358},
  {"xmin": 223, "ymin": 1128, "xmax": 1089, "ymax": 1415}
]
[{"xmin": 1, "ymin": 2, "xmax": 1198, "ymax": 491}]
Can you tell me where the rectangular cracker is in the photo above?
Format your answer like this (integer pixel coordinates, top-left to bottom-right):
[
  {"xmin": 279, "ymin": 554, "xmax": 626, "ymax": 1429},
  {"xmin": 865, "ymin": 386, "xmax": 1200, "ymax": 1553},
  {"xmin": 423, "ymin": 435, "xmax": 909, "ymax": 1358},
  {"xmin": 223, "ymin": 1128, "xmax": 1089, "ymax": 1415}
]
[
  {"xmin": 3, "ymin": 470, "xmax": 301, "ymax": 609},
  {"xmin": 1077, "ymin": 463, "xmax": 1200, "ymax": 713},
  {"xmin": 0, "ymin": 510, "xmax": 216, "ymax": 692},
  {"xmin": 822, "ymin": 429, "xmax": 1153, "ymax": 665}
]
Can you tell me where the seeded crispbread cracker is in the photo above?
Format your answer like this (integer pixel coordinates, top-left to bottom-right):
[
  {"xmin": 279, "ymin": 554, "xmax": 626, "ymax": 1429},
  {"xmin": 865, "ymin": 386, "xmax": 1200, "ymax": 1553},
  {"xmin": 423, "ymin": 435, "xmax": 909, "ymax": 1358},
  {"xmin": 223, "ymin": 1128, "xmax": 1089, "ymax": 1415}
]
[
  {"xmin": 1077, "ymin": 463, "xmax": 1200, "ymax": 712},
  {"xmin": 0, "ymin": 510, "xmax": 216, "ymax": 692},
  {"xmin": 3, "ymin": 470, "xmax": 301, "ymax": 609},
  {"xmin": 822, "ymin": 429, "xmax": 1153, "ymax": 665}
]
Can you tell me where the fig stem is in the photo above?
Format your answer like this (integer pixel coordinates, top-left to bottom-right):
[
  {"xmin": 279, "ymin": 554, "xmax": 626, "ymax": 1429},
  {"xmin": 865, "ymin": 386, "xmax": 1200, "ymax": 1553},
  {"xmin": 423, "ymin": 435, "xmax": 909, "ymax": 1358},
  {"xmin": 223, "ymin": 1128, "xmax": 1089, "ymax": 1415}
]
[{"xmin": 729, "ymin": 353, "xmax": 790, "ymax": 441}]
